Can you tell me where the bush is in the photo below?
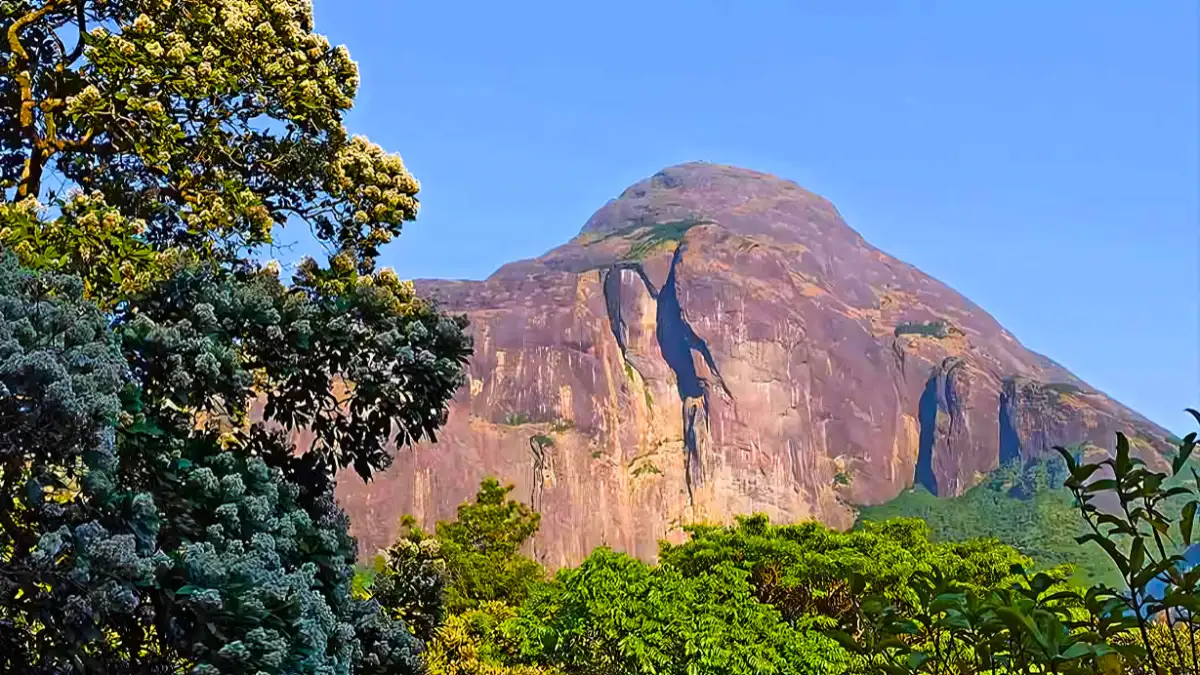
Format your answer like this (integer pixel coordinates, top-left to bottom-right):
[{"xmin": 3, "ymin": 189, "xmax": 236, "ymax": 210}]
[{"xmin": 893, "ymin": 320, "xmax": 950, "ymax": 338}]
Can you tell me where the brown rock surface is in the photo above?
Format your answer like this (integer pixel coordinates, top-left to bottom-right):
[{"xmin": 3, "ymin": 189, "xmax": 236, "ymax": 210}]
[{"xmin": 335, "ymin": 162, "xmax": 1173, "ymax": 568}]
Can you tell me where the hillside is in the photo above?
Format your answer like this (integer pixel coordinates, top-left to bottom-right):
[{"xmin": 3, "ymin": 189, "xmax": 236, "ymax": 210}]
[
  {"xmin": 856, "ymin": 458, "xmax": 1115, "ymax": 585},
  {"xmin": 335, "ymin": 162, "xmax": 1174, "ymax": 567}
]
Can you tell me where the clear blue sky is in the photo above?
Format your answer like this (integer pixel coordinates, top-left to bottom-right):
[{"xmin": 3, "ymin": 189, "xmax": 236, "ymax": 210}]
[{"xmin": 309, "ymin": 1, "xmax": 1199, "ymax": 434}]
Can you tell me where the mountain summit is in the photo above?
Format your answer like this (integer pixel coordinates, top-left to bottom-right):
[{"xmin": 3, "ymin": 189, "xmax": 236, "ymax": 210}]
[{"xmin": 337, "ymin": 163, "xmax": 1172, "ymax": 566}]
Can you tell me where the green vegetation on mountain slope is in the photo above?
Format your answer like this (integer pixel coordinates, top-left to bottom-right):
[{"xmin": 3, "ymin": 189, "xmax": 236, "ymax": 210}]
[
  {"xmin": 856, "ymin": 458, "xmax": 1118, "ymax": 585},
  {"xmin": 858, "ymin": 452, "xmax": 1200, "ymax": 591}
]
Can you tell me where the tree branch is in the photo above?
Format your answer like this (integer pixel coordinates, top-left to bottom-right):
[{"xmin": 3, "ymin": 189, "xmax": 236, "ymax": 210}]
[
  {"xmin": 8, "ymin": 0, "xmax": 75, "ymax": 199},
  {"xmin": 64, "ymin": 0, "xmax": 87, "ymax": 66}
]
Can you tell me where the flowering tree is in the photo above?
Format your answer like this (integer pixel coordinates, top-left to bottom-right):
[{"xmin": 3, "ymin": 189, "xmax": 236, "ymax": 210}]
[{"xmin": 0, "ymin": 1, "xmax": 472, "ymax": 672}]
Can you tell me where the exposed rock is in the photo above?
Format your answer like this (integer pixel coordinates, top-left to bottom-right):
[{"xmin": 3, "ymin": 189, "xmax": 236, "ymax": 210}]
[{"xmin": 335, "ymin": 162, "xmax": 1173, "ymax": 568}]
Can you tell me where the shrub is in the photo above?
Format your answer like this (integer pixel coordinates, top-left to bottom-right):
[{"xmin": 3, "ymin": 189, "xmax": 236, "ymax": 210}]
[{"xmin": 893, "ymin": 320, "xmax": 950, "ymax": 338}]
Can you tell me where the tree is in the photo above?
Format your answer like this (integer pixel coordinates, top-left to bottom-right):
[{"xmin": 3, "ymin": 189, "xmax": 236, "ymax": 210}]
[
  {"xmin": 0, "ymin": 255, "xmax": 156, "ymax": 673},
  {"xmin": 0, "ymin": 1, "xmax": 472, "ymax": 672},
  {"xmin": 0, "ymin": 0, "xmax": 414, "ymax": 272},
  {"xmin": 370, "ymin": 517, "xmax": 449, "ymax": 644},
  {"xmin": 505, "ymin": 548, "xmax": 845, "ymax": 675},
  {"xmin": 423, "ymin": 603, "xmax": 562, "ymax": 675},
  {"xmin": 658, "ymin": 513, "xmax": 1031, "ymax": 629},
  {"xmin": 435, "ymin": 478, "xmax": 545, "ymax": 615}
]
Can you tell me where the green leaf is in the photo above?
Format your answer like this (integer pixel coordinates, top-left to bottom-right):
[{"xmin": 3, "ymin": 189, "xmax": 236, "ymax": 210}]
[
  {"xmin": 1128, "ymin": 538, "xmax": 1145, "ymax": 573},
  {"xmin": 1175, "ymin": 436, "xmax": 1196, "ymax": 474},
  {"xmin": 1116, "ymin": 433, "xmax": 1131, "ymax": 475},
  {"xmin": 1184, "ymin": 501, "xmax": 1197, "ymax": 546},
  {"xmin": 1061, "ymin": 642, "xmax": 1094, "ymax": 660},
  {"xmin": 1186, "ymin": 408, "xmax": 1200, "ymax": 427}
]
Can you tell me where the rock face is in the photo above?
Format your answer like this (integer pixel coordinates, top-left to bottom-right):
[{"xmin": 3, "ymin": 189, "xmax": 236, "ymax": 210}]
[{"xmin": 336, "ymin": 162, "xmax": 1173, "ymax": 568}]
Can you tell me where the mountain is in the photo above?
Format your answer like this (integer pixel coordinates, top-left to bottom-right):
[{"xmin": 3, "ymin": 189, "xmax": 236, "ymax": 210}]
[{"xmin": 335, "ymin": 162, "xmax": 1174, "ymax": 568}]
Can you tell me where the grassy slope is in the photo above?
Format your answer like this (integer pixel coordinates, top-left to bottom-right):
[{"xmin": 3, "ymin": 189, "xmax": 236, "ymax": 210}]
[{"xmin": 855, "ymin": 459, "xmax": 1124, "ymax": 587}]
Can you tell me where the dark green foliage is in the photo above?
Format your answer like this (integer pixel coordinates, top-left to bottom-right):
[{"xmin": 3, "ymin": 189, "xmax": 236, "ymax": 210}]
[
  {"xmin": 893, "ymin": 320, "xmax": 950, "ymax": 338},
  {"xmin": 436, "ymin": 479, "xmax": 545, "ymax": 614},
  {"xmin": 370, "ymin": 517, "xmax": 449, "ymax": 643},
  {"xmin": 0, "ymin": 257, "xmax": 437, "ymax": 673},
  {"xmin": 143, "ymin": 431, "xmax": 424, "ymax": 675},
  {"xmin": 0, "ymin": 255, "xmax": 156, "ymax": 672},
  {"xmin": 0, "ymin": 2, "xmax": 473, "ymax": 670},
  {"xmin": 119, "ymin": 262, "xmax": 470, "ymax": 480}
]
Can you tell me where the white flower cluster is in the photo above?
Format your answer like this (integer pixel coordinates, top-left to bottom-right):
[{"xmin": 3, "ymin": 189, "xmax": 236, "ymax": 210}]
[{"xmin": 329, "ymin": 135, "xmax": 420, "ymax": 243}]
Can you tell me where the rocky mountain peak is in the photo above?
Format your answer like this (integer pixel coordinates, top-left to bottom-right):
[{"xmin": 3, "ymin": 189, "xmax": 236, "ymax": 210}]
[
  {"xmin": 339, "ymin": 164, "xmax": 1172, "ymax": 568},
  {"xmin": 578, "ymin": 162, "xmax": 853, "ymax": 248}
]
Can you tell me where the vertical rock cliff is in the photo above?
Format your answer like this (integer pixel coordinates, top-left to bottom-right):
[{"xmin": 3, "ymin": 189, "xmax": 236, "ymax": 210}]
[{"xmin": 336, "ymin": 162, "xmax": 1173, "ymax": 567}]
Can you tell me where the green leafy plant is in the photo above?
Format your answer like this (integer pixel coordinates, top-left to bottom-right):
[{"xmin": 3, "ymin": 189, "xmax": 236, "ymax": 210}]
[
  {"xmin": 370, "ymin": 518, "xmax": 449, "ymax": 643},
  {"xmin": 893, "ymin": 321, "xmax": 950, "ymax": 339},
  {"xmin": 1054, "ymin": 411, "xmax": 1200, "ymax": 674},
  {"xmin": 434, "ymin": 479, "xmax": 546, "ymax": 615},
  {"xmin": 506, "ymin": 549, "xmax": 845, "ymax": 674},
  {"xmin": 828, "ymin": 564, "xmax": 1120, "ymax": 674}
]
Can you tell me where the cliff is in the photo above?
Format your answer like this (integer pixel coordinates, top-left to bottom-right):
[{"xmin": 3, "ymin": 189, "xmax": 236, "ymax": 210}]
[{"xmin": 335, "ymin": 162, "xmax": 1173, "ymax": 567}]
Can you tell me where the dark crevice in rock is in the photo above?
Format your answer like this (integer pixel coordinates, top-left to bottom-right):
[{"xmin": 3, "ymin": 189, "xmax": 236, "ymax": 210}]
[
  {"xmin": 682, "ymin": 402, "xmax": 702, "ymax": 504},
  {"xmin": 915, "ymin": 373, "xmax": 940, "ymax": 495},
  {"xmin": 913, "ymin": 358, "xmax": 967, "ymax": 496},
  {"xmin": 999, "ymin": 379, "xmax": 1023, "ymax": 465},
  {"xmin": 891, "ymin": 338, "xmax": 907, "ymax": 377},
  {"xmin": 601, "ymin": 263, "xmax": 660, "ymax": 378},
  {"xmin": 602, "ymin": 267, "xmax": 631, "ymax": 358},
  {"xmin": 657, "ymin": 245, "xmax": 733, "ymax": 401},
  {"xmin": 941, "ymin": 358, "xmax": 965, "ymax": 448},
  {"xmin": 658, "ymin": 244, "xmax": 731, "ymax": 503},
  {"xmin": 599, "ymin": 243, "xmax": 731, "ymax": 506}
]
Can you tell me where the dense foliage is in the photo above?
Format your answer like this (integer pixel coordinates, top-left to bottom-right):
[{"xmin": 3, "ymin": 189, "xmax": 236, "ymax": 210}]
[
  {"xmin": 365, "ymin": 477, "xmax": 1050, "ymax": 674},
  {"xmin": 507, "ymin": 548, "xmax": 844, "ymax": 675},
  {"xmin": 857, "ymin": 458, "xmax": 1115, "ymax": 585},
  {"xmin": 836, "ymin": 417, "xmax": 1200, "ymax": 674},
  {"xmin": 364, "ymin": 422, "xmax": 1200, "ymax": 675},
  {"xmin": 0, "ymin": 1, "xmax": 471, "ymax": 672},
  {"xmin": 660, "ymin": 514, "xmax": 1032, "ymax": 629},
  {"xmin": 434, "ymin": 478, "xmax": 545, "ymax": 614}
]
